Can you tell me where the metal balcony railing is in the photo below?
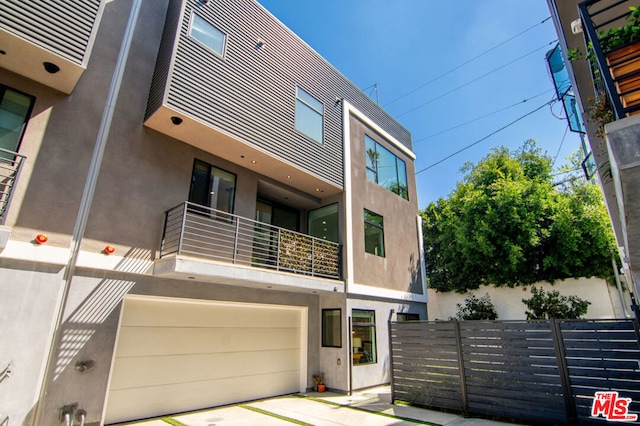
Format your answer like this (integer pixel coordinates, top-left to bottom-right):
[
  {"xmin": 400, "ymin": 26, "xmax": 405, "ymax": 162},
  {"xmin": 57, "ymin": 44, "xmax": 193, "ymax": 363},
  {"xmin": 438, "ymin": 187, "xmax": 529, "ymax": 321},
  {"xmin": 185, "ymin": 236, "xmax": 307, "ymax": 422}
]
[
  {"xmin": 160, "ymin": 201, "xmax": 342, "ymax": 280},
  {"xmin": 0, "ymin": 148, "xmax": 26, "ymax": 225},
  {"xmin": 579, "ymin": 0, "xmax": 640, "ymax": 119}
]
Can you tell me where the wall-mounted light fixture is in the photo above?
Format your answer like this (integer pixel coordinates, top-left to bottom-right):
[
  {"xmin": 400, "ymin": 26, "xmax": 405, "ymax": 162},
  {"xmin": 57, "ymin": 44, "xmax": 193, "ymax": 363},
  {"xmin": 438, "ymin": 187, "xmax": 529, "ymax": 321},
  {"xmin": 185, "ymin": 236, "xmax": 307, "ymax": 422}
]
[
  {"xmin": 43, "ymin": 62, "xmax": 60, "ymax": 74},
  {"xmin": 256, "ymin": 39, "xmax": 266, "ymax": 48},
  {"xmin": 170, "ymin": 116, "xmax": 183, "ymax": 125},
  {"xmin": 75, "ymin": 359, "xmax": 95, "ymax": 372},
  {"xmin": 35, "ymin": 234, "xmax": 48, "ymax": 244},
  {"xmin": 103, "ymin": 245, "xmax": 115, "ymax": 255}
]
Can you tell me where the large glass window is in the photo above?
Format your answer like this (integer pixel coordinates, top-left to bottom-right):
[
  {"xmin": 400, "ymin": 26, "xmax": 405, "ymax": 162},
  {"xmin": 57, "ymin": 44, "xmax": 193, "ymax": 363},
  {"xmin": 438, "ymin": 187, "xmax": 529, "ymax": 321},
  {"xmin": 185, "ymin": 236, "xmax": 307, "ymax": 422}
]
[
  {"xmin": 365, "ymin": 135, "xmax": 408, "ymax": 200},
  {"xmin": 364, "ymin": 209, "xmax": 384, "ymax": 257},
  {"xmin": 295, "ymin": 87, "xmax": 323, "ymax": 143},
  {"xmin": 308, "ymin": 203, "xmax": 338, "ymax": 243},
  {"xmin": 352, "ymin": 310, "xmax": 376, "ymax": 365},
  {"xmin": 189, "ymin": 159, "xmax": 236, "ymax": 213},
  {"xmin": 0, "ymin": 86, "xmax": 35, "ymax": 159},
  {"xmin": 189, "ymin": 13, "xmax": 226, "ymax": 56},
  {"xmin": 322, "ymin": 308, "xmax": 341, "ymax": 347}
]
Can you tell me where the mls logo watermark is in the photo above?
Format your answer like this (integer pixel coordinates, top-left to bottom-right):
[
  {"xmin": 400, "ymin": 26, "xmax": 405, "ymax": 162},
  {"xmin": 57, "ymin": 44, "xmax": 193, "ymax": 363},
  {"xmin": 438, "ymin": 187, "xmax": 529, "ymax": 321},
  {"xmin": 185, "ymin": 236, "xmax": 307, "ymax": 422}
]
[{"xmin": 591, "ymin": 391, "xmax": 638, "ymax": 422}]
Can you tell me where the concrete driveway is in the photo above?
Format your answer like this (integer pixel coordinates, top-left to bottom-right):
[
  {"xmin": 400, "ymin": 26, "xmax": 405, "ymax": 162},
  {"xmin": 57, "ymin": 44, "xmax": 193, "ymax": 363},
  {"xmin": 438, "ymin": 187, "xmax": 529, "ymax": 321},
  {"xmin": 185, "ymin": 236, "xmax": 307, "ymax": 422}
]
[{"xmin": 111, "ymin": 386, "xmax": 521, "ymax": 426}]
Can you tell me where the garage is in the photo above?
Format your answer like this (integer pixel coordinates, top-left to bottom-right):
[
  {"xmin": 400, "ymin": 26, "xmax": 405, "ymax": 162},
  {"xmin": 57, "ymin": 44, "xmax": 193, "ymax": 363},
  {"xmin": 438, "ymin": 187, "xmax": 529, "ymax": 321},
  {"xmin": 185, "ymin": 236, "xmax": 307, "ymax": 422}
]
[{"xmin": 104, "ymin": 296, "xmax": 307, "ymax": 424}]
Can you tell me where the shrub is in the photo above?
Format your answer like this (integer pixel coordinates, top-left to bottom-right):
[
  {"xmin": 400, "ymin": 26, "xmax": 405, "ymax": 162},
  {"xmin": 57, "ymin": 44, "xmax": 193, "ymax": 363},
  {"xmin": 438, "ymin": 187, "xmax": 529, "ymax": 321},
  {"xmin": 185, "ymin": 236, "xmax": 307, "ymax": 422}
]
[
  {"xmin": 455, "ymin": 293, "xmax": 498, "ymax": 320},
  {"xmin": 522, "ymin": 286, "xmax": 590, "ymax": 319}
]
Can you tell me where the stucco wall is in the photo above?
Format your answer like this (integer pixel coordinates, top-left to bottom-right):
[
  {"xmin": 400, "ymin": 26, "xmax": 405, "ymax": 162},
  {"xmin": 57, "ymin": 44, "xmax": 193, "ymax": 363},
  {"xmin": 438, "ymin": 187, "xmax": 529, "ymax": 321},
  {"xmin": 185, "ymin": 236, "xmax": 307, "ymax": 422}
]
[
  {"xmin": 348, "ymin": 114, "xmax": 422, "ymax": 294},
  {"xmin": 427, "ymin": 277, "xmax": 631, "ymax": 321}
]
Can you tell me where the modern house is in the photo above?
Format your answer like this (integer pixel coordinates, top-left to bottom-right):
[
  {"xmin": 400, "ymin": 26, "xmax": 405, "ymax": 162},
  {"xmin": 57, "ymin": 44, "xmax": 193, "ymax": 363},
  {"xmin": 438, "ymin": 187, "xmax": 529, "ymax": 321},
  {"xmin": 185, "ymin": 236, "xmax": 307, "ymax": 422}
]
[
  {"xmin": 0, "ymin": 0, "xmax": 426, "ymax": 425},
  {"xmin": 546, "ymin": 0, "xmax": 640, "ymax": 315}
]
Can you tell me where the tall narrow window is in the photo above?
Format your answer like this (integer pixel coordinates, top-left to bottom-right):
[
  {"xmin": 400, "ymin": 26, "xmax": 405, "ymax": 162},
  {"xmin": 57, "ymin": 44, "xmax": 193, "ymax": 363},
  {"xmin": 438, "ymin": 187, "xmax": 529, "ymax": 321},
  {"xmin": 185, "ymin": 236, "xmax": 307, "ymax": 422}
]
[
  {"xmin": 365, "ymin": 135, "xmax": 409, "ymax": 200},
  {"xmin": 308, "ymin": 203, "xmax": 338, "ymax": 243},
  {"xmin": 352, "ymin": 310, "xmax": 376, "ymax": 365},
  {"xmin": 189, "ymin": 13, "xmax": 226, "ymax": 56},
  {"xmin": 189, "ymin": 159, "xmax": 236, "ymax": 213},
  {"xmin": 364, "ymin": 209, "xmax": 384, "ymax": 257},
  {"xmin": 0, "ymin": 86, "xmax": 35, "ymax": 159},
  {"xmin": 322, "ymin": 308, "xmax": 341, "ymax": 347},
  {"xmin": 295, "ymin": 87, "xmax": 323, "ymax": 143}
]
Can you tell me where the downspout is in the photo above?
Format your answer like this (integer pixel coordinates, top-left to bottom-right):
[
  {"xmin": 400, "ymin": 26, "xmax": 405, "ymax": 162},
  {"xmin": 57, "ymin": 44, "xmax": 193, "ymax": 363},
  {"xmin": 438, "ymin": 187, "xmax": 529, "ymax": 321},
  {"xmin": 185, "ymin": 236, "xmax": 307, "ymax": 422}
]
[
  {"xmin": 32, "ymin": 1, "xmax": 143, "ymax": 424},
  {"xmin": 613, "ymin": 255, "xmax": 631, "ymax": 318}
]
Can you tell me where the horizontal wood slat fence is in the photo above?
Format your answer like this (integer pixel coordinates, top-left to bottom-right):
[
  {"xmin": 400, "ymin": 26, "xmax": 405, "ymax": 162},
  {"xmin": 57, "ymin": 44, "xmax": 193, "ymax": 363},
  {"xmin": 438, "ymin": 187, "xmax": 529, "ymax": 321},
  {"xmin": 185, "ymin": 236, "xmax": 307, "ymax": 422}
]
[{"xmin": 389, "ymin": 319, "xmax": 640, "ymax": 425}]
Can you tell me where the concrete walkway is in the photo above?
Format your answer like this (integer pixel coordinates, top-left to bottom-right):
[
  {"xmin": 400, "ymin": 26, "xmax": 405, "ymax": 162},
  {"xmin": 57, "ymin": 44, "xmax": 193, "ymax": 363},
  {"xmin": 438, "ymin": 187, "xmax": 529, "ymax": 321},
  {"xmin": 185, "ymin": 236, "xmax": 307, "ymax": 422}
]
[{"xmin": 112, "ymin": 386, "xmax": 522, "ymax": 426}]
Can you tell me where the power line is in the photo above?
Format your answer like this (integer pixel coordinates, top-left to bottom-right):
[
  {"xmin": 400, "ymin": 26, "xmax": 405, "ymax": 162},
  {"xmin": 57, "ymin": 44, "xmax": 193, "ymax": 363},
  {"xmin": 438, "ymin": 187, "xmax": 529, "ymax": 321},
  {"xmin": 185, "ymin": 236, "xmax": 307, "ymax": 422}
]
[
  {"xmin": 396, "ymin": 40, "xmax": 557, "ymax": 119},
  {"xmin": 384, "ymin": 16, "xmax": 552, "ymax": 107},
  {"xmin": 552, "ymin": 123, "xmax": 569, "ymax": 166},
  {"xmin": 415, "ymin": 101, "xmax": 552, "ymax": 175},
  {"xmin": 414, "ymin": 90, "xmax": 553, "ymax": 143}
]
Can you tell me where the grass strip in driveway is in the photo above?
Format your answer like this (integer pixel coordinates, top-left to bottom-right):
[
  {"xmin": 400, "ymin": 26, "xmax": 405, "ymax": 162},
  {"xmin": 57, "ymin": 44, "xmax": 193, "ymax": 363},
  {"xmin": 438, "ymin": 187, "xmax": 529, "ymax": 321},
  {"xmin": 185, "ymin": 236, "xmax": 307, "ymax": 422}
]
[
  {"xmin": 297, "ymin": 395, "xmax": 440, "ymax": 425},
  {"xmin": 161, "ymin": 418, "xmax": 188, "ymax": 426},
  {"xmin": 239, "ymin": 404, "xmax": 313, "ymax": 425}
]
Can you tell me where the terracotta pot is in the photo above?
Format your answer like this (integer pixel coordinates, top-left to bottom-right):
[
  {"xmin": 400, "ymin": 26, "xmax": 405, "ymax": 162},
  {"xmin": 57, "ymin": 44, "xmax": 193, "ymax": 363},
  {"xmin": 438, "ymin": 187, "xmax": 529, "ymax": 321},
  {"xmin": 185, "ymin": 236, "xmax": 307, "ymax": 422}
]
[{"xmin": 317, "ymin": 384, "xmax": 325, "ymax": 392}]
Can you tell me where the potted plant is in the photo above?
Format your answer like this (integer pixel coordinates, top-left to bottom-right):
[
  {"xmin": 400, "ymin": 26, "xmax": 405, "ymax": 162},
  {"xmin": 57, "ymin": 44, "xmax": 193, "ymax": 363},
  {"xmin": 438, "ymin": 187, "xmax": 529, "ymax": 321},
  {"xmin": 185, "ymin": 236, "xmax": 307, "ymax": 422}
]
[{"xmin": 312, "ymin": 372, "xmax": 325, "ymax": 392}]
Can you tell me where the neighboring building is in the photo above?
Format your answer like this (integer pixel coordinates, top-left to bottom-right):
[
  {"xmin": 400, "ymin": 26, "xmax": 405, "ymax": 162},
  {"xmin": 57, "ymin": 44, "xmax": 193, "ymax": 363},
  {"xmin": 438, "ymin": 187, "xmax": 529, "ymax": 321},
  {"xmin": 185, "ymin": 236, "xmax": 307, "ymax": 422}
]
[
  {"xmin": 546, "ymin": 0, "xmax": 640, "ymax": 315},
  {"xmin": 0, "ymin": 0, "xmax": 426, "ymax": 425}
]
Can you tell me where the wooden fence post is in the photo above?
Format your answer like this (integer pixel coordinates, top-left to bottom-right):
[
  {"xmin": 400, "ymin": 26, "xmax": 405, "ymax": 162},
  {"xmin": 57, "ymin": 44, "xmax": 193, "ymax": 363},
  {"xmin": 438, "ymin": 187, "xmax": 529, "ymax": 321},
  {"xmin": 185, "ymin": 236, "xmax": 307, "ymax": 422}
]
[
  {"xmin": 550, "ymin": 319, "xmax": 577, "ymax": 425},
  {"xmin": 453, "ymin": 319, "xmax": 468, "ymax": 413}
]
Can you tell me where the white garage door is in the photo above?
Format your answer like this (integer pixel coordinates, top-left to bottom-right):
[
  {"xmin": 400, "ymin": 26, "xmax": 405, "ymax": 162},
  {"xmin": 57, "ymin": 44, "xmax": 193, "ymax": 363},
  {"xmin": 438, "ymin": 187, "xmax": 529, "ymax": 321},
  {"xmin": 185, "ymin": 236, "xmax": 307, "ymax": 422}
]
[{"xmin": 104, "ymin": 296, "xmax": 307, "ymax": 424}]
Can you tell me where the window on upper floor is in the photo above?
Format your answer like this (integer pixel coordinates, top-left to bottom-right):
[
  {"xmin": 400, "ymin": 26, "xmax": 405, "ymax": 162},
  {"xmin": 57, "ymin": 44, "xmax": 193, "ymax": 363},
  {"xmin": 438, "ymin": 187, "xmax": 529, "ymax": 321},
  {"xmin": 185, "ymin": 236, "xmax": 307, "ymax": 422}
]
[
  {"xmin": 0, "ymin": 85, "xmax": 35, "ymax": 159},
  {"xmin": 189, "ymin": 13, "xmax": 226, "ymax": 57},
  {"xmin": 364, "ymin": 209, "xmax": 384, "ymax": 257},
  {"xmin": 189, "ymin": 159, "xmax": 236, "ymax": 213},
  {"xmin": 295, "ymin": 87, "xmax": 323, "ymax": 143},
  {"xmin": 322, "ymin": 308, "xmax": 341, "ymax": 348},
  {"xmin": 352, "ymin": 309, "xmax": 377, "ymax": 365},
  {"xmin": 365, "ymin": 135, "xmax": 408, "ymax": 200}
]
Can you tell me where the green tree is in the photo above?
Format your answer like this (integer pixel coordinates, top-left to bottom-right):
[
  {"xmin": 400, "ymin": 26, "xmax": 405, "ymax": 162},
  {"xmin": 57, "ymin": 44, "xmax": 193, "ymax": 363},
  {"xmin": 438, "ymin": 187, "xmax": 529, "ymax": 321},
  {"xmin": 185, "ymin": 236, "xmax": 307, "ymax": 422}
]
[
  {"xmin": 522, "ymin": 286, "xmax": 590, "ymax": 319},
  {"xmin": 455, "ymin": 293, "xmax": 498, "ymax": 320},
  {"xmin": 422, "ymin": 140, "xmax": 617, "ymax": 292}
]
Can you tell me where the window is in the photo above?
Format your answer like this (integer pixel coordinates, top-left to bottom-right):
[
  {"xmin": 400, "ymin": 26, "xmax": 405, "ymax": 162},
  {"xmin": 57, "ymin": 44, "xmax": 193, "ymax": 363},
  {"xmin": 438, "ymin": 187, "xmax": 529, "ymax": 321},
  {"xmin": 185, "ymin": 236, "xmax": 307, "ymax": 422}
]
[
  {"xmin": 308, "ymin": 203, "xmax": 338, "ymax": 243},
  {"xmin": 189, "ymin": 13, "xmax": 226, "ymax": 56},
  {"xmin": 189, "ymin": 159, "xmax": 236, "ymax": 213},
  {"xmin": 0, "ymin": 85, "xmax": 35, "ymax": 159},
  {"xmin": 364, "ymin": 209, "xmax": 384, "ymax": 257},
  {"xmin": 295, "ymin": 87, "xmax": 323, "ymax": 143},
  {"xmin": 352, "ymin": 310, "xmax": 376, "ymax": 365},
  {"xmin": 365, "ymin": 135, "xmax": 409, "ymax": 200},
  {"xmin": 322, "ymin": 309, "xmax": 341, "ymax": 347},
  {"xmin": 397, "ymin": 313, "xmax": 420, "ymax": 321}
]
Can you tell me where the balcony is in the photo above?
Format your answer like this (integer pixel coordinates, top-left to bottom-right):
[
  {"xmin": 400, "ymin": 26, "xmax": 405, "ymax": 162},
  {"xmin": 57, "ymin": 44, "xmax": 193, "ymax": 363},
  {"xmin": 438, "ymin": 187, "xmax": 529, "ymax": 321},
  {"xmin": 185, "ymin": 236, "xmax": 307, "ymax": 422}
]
[
  {"xmin": 578, "ymin": 0, "xmax": 640, "ymax": 119},
  {"xmin": 0, "ymin": 148, "xmax": 25, "ymax": 225},
  {"xmin": 156, "ymin": 202, "xmax": 342, "ymax": 289}
]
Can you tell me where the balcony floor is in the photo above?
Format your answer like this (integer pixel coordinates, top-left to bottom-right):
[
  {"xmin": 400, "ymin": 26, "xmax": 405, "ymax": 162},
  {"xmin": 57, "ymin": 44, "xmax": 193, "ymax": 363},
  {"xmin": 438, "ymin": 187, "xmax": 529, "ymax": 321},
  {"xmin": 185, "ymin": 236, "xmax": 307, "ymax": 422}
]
[{"xmin": 154, "ymin": 254, "xmax": 344, "ymax": 294}]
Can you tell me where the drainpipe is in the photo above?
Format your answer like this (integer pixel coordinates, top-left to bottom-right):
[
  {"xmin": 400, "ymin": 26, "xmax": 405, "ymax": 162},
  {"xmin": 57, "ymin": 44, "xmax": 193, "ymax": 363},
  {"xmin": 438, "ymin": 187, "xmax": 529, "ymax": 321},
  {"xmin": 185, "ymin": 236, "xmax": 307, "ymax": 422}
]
[
  {"xmin": 32, "ymin": 1, "xmax": 142, "ymax": 424},
  {"xmin": 613, "ymin": 255, "xmax": 631, "ymax": 318}
]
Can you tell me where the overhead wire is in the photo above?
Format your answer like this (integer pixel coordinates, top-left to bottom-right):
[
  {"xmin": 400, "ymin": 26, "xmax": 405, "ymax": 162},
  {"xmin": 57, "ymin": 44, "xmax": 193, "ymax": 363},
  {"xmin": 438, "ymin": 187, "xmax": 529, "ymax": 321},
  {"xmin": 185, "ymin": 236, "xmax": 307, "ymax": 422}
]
[
  {"xmin": 413, "ymin": 90, "xmax": 553, "ymax": 143},
  {"xmin": 383, "ymin": 16, "xmax": 552, "ymax": 107},
  {"xmin": 415, "ymin": 100, "xmax": 552, "ymax": 175},
  {"xmin": 396, "ymin": 40, "xmax": 557, "ymax": 119},
  {"xmin": 552, "ymin": 124, "xmax": 570, "ymax": 166}
]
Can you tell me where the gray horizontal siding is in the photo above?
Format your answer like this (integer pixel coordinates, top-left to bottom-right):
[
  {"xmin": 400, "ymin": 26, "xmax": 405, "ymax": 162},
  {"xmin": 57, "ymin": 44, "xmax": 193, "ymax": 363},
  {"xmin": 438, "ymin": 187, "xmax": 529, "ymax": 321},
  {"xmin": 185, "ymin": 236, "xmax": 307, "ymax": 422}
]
[
  {"xmin": 0, "ymin": 0, "xmax": 102, "ymax": 65},
  {"xmin": 150, "ymin": 0, "xmax": 411, "ymax": 188}
]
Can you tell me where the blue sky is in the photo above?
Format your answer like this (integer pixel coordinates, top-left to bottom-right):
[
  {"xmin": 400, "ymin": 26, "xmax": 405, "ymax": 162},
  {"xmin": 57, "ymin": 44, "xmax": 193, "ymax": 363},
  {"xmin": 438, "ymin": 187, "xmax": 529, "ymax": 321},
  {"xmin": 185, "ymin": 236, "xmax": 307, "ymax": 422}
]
[{"xmin": 257, "ymin": 1, "xmax": 583, "ymax": 209}]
